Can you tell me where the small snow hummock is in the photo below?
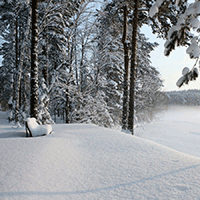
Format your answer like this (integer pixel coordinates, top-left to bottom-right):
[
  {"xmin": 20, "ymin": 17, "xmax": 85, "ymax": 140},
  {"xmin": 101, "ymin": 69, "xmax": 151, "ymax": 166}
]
[
  {"xmin": 182, "ymin": 67, "xmax": 190, "ymax": 76},
  {"xmin": 27, "ymin": 118, "xmax": 52, "ymax": 137},
  {"xmin": 186, "ymin": 37, "xmax": 200, "ymax": 59},
  {"xmin": 149, "ymin": 0, "xmax": 164, "ymax": 17}
]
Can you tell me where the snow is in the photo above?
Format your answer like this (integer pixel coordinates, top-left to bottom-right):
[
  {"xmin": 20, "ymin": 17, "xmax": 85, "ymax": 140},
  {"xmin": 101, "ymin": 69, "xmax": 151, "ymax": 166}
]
[
  {"xmin": 149, "ymin": 3, "xmax": 159, "ymax": 18},
  {"xmin": 136, "ymin": 106, "xmax": 200, "ymax": 158},
  {"xmin": 182, "ymin": 67, "xmax": 190, "ymax": 75},
  {"xmin": 195, "ymin": 2, "xmax": 200, "ymax": 14},
  {"xmin": 149, "ymin": 0, "xmax": 164, "ymax": 17},
  {"xmin": 26, "ymin": 118, "xmax": 52, "ymax": 136},
  {"xmin": 175, "ymin": 0, "xmax": 180, "ymax": 7},
  {"xmin": 159, "ymin": 1, "xmax": 200, "ymax": 58},
  {"xmin": 176, "ymin": 76, "xmax": 186, "ymax": 87},
  {"xmin": 186, "ymin": 37, "xmax": 200, "ymax": 58},
  {"xmin": 185, "ymin": 5, "xmax": 195, "ymax": 15},
  {"xmin": 190, "ymin": 17, "xmax": 200, "ymax": 29},
  {"xmin": 1, "ymin": 108, "xmax": 200, "ymax": 199}
]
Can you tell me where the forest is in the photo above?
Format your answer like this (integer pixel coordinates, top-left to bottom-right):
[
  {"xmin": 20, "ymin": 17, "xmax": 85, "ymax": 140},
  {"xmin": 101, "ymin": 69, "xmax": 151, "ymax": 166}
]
[
  {"xmin": 0, "ymin": 0, "xmax": 199, "ymax": 133},
  {"xmin": 167, "ymin": 89, "xmax": 200, "ymax": 105}
]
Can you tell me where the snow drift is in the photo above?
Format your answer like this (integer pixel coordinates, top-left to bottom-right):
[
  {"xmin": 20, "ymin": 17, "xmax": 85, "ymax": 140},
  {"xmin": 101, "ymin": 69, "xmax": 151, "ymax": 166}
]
[
  {"xmin": 1, "ymin": 114, "xmax": 200, "ymax": 199},
  {"xmin": 26, "ymin": 118, "xmax": 52, "ymax": 137}
]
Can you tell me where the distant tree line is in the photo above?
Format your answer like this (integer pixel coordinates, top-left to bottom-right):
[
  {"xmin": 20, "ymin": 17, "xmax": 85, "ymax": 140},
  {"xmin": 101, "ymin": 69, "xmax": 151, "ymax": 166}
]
[{"xmin": 167, "ymin": 90, "xmax": 200, "ymax": 106}]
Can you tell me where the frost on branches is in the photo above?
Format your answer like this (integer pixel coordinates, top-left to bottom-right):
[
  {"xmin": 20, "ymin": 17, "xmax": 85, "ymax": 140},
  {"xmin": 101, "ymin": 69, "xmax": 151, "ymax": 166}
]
[
  {"xmin": 38, "ymin": 78, "xmax": 54, "ymax": 124},
  {"xmin": 150, "ymin": 0, "xmax": 200, "ymax": 87},
  {"xmin": 176, "ymin": 66, "xmax": 198, "ymax": 87}
]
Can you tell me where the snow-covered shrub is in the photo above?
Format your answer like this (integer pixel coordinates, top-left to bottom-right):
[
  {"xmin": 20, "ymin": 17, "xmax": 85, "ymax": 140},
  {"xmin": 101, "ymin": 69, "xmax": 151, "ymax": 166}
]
[
  {"xmin": 38, "ymin": 78, "xmax": 54, "ymax": 124},
  {"xmin": 71, "ymin": 93, "xmax": 116, "ymax": 128}
]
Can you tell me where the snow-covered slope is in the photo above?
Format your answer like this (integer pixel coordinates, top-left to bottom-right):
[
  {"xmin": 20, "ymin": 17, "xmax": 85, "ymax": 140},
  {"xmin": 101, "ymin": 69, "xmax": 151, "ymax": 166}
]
[
  {"xmin": 136, "ymin": 106, "xmax": 200, "ymax": 158},
  {"xmin": 1, "ymin": 110, "xmax": 200, "ymax": 199}
]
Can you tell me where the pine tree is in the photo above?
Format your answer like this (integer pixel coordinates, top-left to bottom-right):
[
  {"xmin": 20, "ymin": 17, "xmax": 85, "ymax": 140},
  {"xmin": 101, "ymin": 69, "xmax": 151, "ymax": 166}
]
[
  {"xmin": 149, "ymin": 0, "xmax": 200, "ymax": 87},
  {"xmin": 128, "ymin": 0, "xmax": 139, "ymax": 134},
  {"xmin": 30, "ymin": 0, "xmax": 39, "ymax": 120},
  {"xmin": 122, "ymin": 4, "xmax": 129, "ymax": 130}
]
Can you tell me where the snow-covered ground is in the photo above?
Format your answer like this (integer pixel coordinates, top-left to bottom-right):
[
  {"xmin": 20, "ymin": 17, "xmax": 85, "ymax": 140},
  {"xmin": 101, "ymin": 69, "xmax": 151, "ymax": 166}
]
[
  {"xmin": 136, "ymin": 106, "xmax": 200, "ymax": 158},
  {"xmin": 1, "ymin": 107, "xmax": 200, "ymax": 200}
]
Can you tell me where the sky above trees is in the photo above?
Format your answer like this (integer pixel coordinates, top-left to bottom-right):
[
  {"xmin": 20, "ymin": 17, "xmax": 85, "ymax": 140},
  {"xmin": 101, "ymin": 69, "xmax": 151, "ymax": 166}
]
[
  {"xmin": 141, "ymin": 0, "xmax": 200, "ymax": 91},
  {"xmin": 141, "ymin": 24, "xmax": 200, "ymax": 91}
]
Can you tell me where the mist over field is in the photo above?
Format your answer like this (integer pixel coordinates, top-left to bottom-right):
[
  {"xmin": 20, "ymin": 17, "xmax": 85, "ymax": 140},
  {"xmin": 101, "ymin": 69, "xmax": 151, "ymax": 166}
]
[{"xmin": 136, "ymin": 105, "xmax": 200, "ymax": 158}]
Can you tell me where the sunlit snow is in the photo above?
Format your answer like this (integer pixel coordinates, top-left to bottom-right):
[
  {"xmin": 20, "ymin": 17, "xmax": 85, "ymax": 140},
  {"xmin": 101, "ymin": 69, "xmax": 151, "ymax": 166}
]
[{"xmin": 1, "ymin": 107, "xmax": 200, "ymax": 199}]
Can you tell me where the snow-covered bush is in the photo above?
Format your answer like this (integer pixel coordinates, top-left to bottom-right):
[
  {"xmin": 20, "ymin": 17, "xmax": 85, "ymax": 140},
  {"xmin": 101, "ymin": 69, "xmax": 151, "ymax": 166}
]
[{"xmin": 71, "ymin": 93, "xmax": 117, "ymax": 128}]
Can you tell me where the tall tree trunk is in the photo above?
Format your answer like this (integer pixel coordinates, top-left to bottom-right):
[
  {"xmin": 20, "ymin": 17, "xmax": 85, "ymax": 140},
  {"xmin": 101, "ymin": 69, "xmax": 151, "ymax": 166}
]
[
  {"xmin": 80, "ymin": 43, "xmax": 85, "ymax": 93},
  {"xmin": 65, "ymin": 88, "xmax": 70, "ymax": 123},
  {"xmin": 128, "ymin": 0, "xmax": 139, "ymax": 135},
  {"xmin": 95, "ymin": 63, "xmax": 99, "ymax": 95},
  {"xmin": 14, "ymin": 15, "xmax": 19, "ymax": 123},
  {"xmin": 122, "ymin": 5, "xmax": 129, "ymax": 130},
  {"xmin": 42, "ymin": 18, "xmax": 48, "ymax": 86},
  {"xmin": 74, "ymin": 28, "xmax": 79, "ymax": 86},
  {"xmin": 30, "ymin": 0, "xmax": 39, "ymax": 119},
  {"xmin": 42, "ymin": 67, "xmax": 48, "ymax": 85},
  {"xmin": 13, "ymin": 13, "xmax": 22, "ymax": 126},
  {"xmin": 65, "ymin": 41, "xmax": 74, "ymax": 124}
]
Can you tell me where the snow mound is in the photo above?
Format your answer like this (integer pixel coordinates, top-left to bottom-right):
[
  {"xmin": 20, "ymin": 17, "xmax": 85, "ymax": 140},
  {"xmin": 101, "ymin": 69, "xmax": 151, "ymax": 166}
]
[
  {"xmin": 27, "ymin": 118, "xmax": 52, "ymax": 137},
  {"xmin": 1, "ymin": 123, "xmax": 200, "ymax": 199}
]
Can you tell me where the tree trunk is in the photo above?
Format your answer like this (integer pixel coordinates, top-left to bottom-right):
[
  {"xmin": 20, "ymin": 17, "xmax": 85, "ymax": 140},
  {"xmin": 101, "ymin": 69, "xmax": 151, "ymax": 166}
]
[
  {"xmin": 30, "ymin": 0, "xmax": 39, "ymax": 119},
  {"xmin": 122, "ymin": 5, "xmax": 129, "ymax": 130},
  {"xmin": 80, "ymin": 43, "xmax": 85, "ymax": 92},
  {"xmin": 13, "ymin": 13, "xmax": 22, "ymax": 126},
  {"xmin": 65, "ymin": 47, "xmax": 73, "ymax": 124},
  {"xmin": 14, "ymin": 15, "xmax": 19, "ymax": 123},
  {"xmin": 95, "ymin": 64, "xmax": 100, "ymax": 95},
  {"xmin": 42, "ymin": 18, "xmax": 48, "ymax": 86},
  {"xmin": 65, "ymin": 88, "xmax": 70, "ymax": 123},
  {"xmin": 128, "ymin": 0, "xmax": 139, "ymax": 135}
]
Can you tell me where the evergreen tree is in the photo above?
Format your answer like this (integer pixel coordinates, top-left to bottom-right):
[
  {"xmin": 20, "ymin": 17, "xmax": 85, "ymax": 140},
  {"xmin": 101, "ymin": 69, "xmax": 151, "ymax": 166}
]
[
  {"xmin": 30, "ymin": 0, "xmax": 39, "ymax": 120},
  {"xmin": 149, "ymin": 0, "xmax": 200, "ymax": 87}
]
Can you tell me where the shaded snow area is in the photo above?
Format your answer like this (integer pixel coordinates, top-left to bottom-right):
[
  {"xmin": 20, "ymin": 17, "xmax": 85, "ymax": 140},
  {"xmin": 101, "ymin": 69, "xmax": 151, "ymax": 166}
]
[{"xmin": 1, "ymin": 109, "xmax": 200, "ymax": 200}]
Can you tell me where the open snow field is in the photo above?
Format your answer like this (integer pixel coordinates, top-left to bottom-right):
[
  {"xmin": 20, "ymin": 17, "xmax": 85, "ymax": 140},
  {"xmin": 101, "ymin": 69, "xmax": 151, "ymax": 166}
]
[
  {"xmin": 136, "ymin": 106, "xmax": 200, "ymax": 158},
  {"xmin": 1, "ymin": 107, "xmax": 200, "ymax": 199}
]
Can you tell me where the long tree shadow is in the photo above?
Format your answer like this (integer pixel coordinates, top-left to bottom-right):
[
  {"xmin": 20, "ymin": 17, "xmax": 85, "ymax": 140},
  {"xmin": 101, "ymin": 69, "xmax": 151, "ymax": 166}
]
[
  {"xmin": 0, "ymin": 130, "xmax": 26, "ymax": 138},
  {"xmin": 1, "ymin": 164, "xmax": 200, "ymax": 198}
]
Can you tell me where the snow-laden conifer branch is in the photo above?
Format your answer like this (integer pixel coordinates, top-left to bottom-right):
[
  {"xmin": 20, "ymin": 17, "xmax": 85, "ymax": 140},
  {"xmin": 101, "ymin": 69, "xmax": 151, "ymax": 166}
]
[
  {"xmin": 149, "ymin": 0, "xmax": 200, "ymax": 87},
  {"xmin": 176, "ymin": 57, "xmax": 199, "ymax": 88}
]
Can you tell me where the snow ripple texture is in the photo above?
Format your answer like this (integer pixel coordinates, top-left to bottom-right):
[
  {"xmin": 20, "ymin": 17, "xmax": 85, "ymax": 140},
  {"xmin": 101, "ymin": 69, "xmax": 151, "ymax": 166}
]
[{"xmin": 1, "ymin": 109, "xmax": 200, "ymax": 200}]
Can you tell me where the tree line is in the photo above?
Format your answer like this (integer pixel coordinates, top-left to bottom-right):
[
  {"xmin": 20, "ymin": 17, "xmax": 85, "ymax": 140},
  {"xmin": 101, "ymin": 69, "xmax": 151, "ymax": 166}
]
[
  {"xmin": 167, "ymin": 90, "xmax": 200, "ymax": 106},
  {"xmin": 0, "ymin": 0, "xmax": 197, "ymax": 133}
]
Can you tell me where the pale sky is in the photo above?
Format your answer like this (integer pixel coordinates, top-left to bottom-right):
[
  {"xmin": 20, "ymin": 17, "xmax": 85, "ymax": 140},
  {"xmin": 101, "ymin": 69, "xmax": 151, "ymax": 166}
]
[
  {"xmin": 141, "ymin": 25, "xmax": 200, "ymax": 92},
  {"xmin": 141, "ymin": 0, "xmax": 200, "ymax": 92}
]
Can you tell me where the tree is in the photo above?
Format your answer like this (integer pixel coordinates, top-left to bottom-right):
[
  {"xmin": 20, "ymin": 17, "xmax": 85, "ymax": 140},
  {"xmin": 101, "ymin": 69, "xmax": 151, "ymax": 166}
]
[
  {"xmin": 149, "ymin": 0, "xmax": 200, "ymax": 87},
  {"xmin": 122, "ymin": 4, "xmax": 129, "ymax": 130},
  {"xmin": 128, "ymin": 0, "xmax": 139, "ymax": 134},
  {"xmin": 30, "ymin": 0, "xmax": 39, "ymax": 120},
  {"xmin": 0, "ymin": 0, "xmax": 30, "ymax": 125},
  {"xmin": 127, "ymin": 0, "xmax": 188, "ymax": 134},
  {"xmin": 93, "ymin": 0, "xmax": 167, "ymax": 129},
  {"xmin": 0, "ymin": 0, "xmax": 187, "ymax": 130}
]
